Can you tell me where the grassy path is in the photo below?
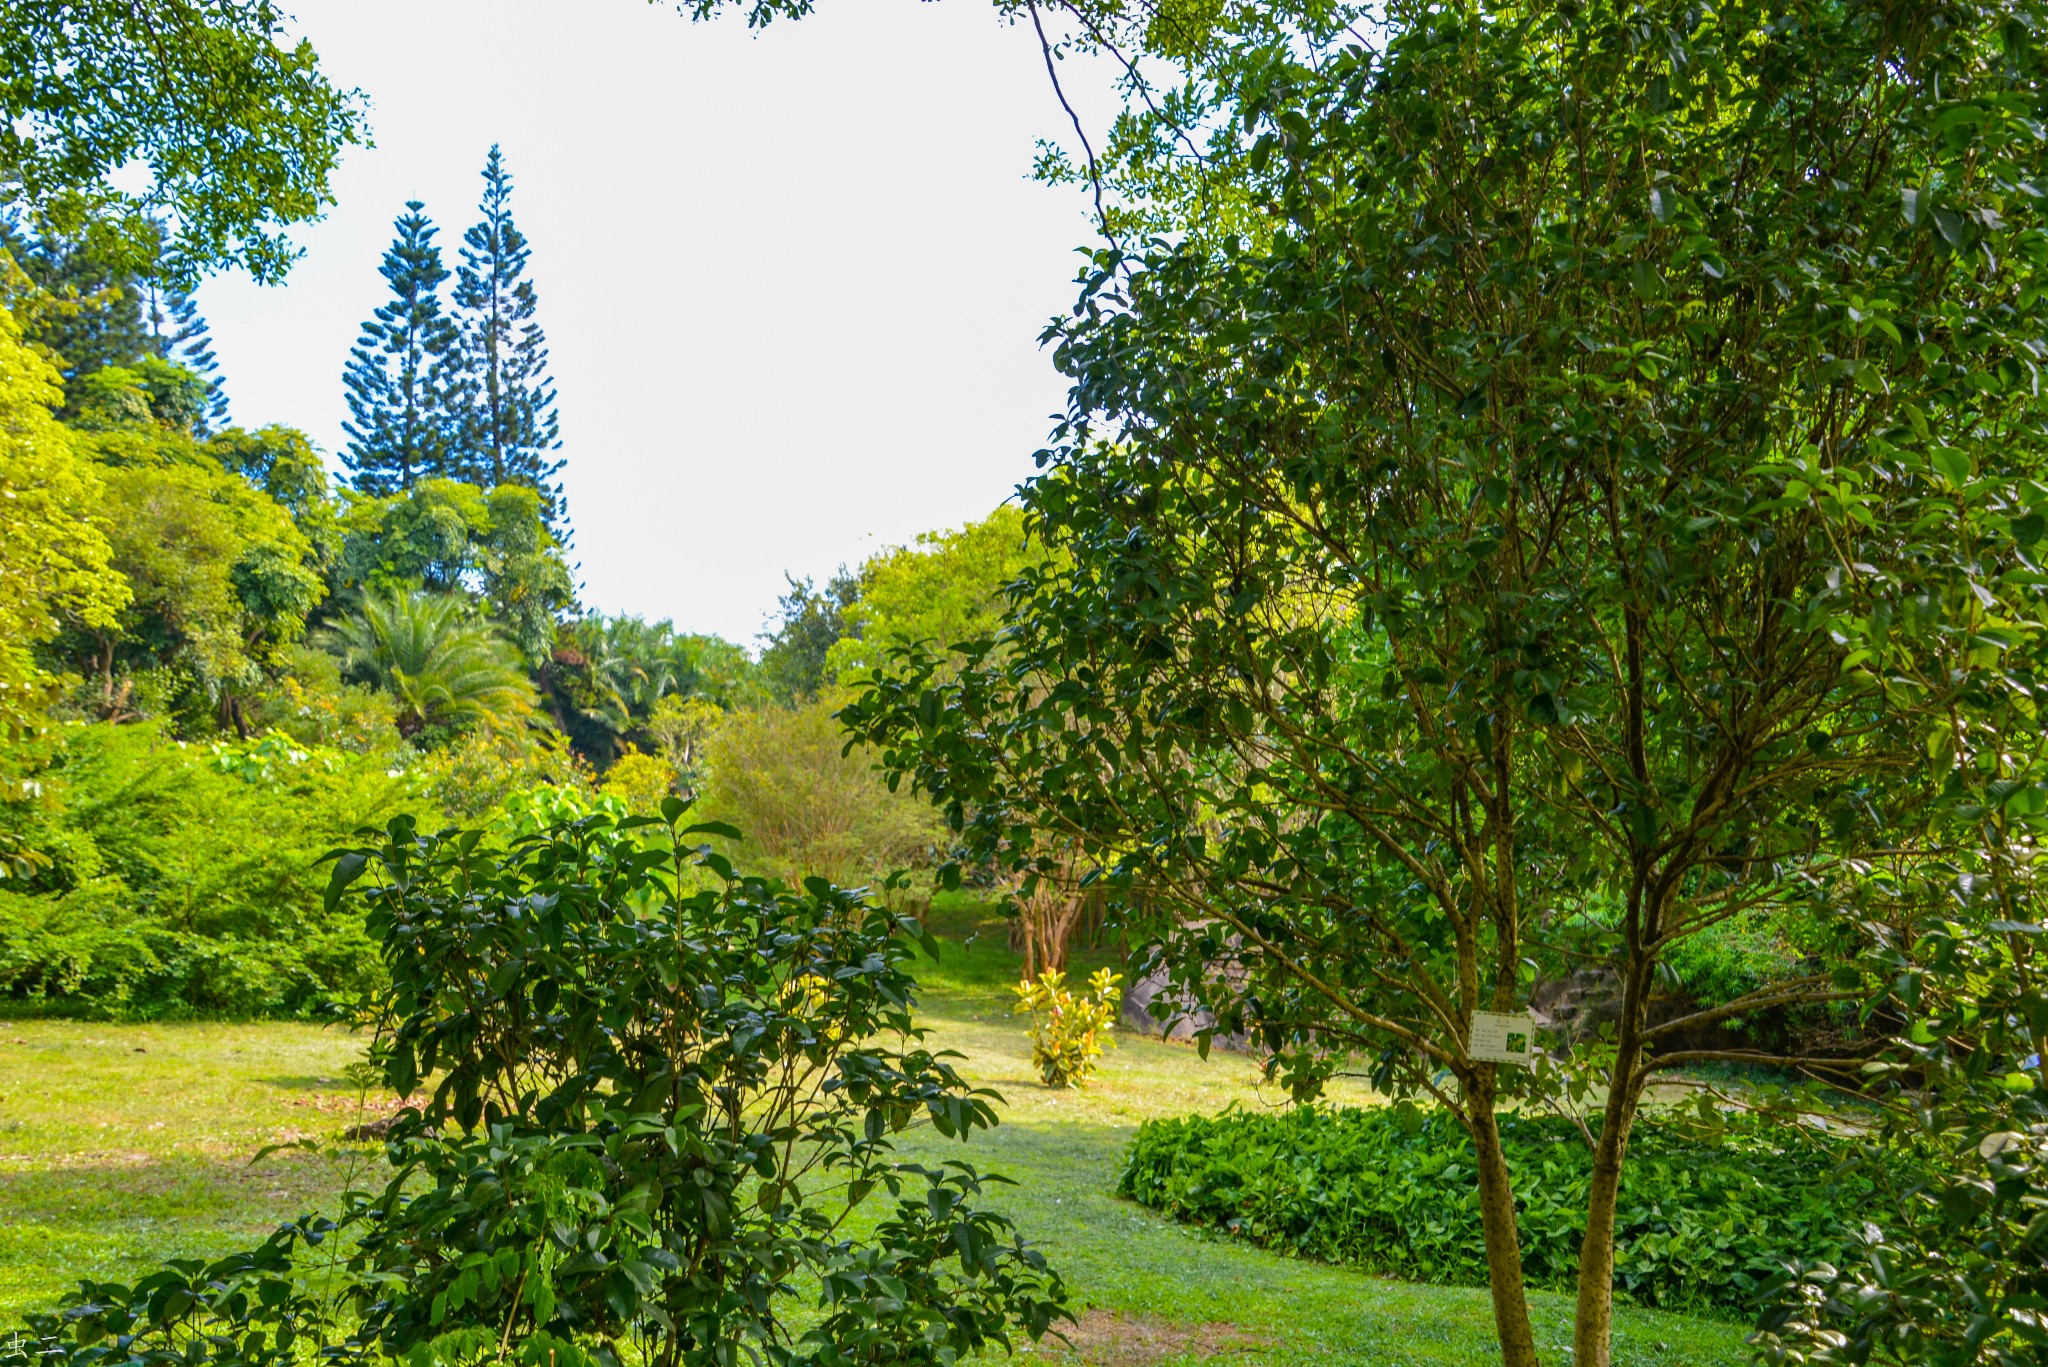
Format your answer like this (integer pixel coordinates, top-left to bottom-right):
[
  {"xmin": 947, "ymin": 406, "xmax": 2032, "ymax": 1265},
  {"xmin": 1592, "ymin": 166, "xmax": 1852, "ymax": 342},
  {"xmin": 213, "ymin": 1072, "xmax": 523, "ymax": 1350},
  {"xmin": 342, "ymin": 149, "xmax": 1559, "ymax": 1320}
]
[{"xmin": 0, "ymin": 919, "xmax": 1750, "ymax": 1365}]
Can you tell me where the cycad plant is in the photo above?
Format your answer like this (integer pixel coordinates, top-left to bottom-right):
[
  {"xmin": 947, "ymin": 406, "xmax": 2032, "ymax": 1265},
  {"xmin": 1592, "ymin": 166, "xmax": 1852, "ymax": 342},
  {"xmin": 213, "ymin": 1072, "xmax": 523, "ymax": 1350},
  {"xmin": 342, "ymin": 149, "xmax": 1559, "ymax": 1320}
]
[{"xmin": 321, "ymin": 589, "xmax": 534, "ymax": 742}]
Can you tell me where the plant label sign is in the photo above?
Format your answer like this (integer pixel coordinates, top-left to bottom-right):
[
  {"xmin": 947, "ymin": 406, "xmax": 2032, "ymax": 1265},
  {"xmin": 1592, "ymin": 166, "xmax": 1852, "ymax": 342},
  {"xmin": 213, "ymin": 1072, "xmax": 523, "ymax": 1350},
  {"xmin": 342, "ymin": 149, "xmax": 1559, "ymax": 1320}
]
[{"xmin": 1469, "ymin": 1010, "xmax": 1534, "ymax": 1065}]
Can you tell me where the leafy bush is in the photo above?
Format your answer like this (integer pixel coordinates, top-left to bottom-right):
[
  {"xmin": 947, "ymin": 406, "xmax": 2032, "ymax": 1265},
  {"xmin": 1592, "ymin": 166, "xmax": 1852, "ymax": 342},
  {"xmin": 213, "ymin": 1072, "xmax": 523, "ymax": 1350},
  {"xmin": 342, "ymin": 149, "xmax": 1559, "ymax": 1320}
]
[
  {"xmin": 696, "ymin": 701, "xmax": 940, "ymax": 885},
  {"xmin": 1013, "ymin": 967, "xmax": 1121, "ymax": 1088},
  {"xmin": 2, "ymin": 803, "xmax": 1068, "ymax": 1367},
  {"xmin": 1120, "ymin": 1105, "xmax": 1880, "ymax": 1316},
  {"xmin": 0, "ymin": 721, "xmax": 422, "ymax": 1016}
]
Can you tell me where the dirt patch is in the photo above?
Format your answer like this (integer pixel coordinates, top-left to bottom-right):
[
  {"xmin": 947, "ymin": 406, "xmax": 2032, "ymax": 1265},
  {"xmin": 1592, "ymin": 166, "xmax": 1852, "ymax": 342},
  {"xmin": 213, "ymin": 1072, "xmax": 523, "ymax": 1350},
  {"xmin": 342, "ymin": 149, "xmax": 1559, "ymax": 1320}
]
[{"xmin": 1043, "ymin": 1309, "xmax": 1264, "ymax": 1366}]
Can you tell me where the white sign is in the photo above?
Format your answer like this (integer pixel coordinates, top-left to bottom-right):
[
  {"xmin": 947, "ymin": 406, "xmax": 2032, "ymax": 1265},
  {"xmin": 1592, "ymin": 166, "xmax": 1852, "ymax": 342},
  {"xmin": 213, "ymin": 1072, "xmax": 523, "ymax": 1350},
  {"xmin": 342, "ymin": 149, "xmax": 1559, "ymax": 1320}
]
[{"xmin": 1469, "ymin": 1011, "xmax": 1535, "ymax": 1066}]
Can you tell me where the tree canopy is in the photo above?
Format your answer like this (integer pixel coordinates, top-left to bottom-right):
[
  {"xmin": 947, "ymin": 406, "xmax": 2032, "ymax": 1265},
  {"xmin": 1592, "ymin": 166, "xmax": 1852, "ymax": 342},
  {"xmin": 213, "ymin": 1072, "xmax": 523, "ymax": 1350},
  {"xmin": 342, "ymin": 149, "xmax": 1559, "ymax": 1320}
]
[
  {"xmin": 0, "ymin": 0, "xmax": 362, "ymax": 282},
  {"xmin": 844, "ymin": 0, "xmax": 2048, "ymax": 1361}
]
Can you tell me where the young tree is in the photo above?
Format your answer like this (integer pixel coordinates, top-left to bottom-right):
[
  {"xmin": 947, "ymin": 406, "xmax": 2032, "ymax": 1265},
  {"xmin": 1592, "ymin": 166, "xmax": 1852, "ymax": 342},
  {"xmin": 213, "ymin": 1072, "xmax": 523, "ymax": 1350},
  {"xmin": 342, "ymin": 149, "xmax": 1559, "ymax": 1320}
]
[
  {"xmin": 342, "ymin": 201, "xmax": 459, "ymax": 496},
  {"xmin": 844, "ymin": 1, "xmax": 2048, "ymax": 1362},
  {"xmin": 451, "ymin": 146, "xmax": 564, "ymax": 526}
]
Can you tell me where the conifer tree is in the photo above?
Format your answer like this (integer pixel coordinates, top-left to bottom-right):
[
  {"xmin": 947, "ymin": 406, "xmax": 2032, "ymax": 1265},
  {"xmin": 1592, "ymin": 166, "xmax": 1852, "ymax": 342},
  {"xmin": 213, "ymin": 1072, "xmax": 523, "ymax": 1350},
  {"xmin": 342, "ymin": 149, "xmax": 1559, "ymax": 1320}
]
[
  {"xmin": 343, "ymin": 200, "xmax": 458, "ymax": 495},
  {"xmin": 1, "ymin": 219, "xmax": 151, "ymax": 386},
  {"xmin": 451, "ymin": 147, "xmax": 564, "ymax": 527},
  {"xmin": 146, "ymin": 284, "xmax": 229, "ymax": 434}
]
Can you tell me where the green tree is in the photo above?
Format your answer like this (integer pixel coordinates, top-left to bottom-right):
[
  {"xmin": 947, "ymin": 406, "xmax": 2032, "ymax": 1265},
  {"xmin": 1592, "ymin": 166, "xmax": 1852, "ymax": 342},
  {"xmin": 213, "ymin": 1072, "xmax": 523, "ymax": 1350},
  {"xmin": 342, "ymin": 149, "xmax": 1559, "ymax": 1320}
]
[
  {"xmin": 69, "ymin": 420, "xmax": 319, "ymax": 734},
  {"xmin": 758, "ymin": 568, "xmax": 860, "ymax": 702},
  {"xmin": 699, "ymin": 701, "xmax": 941, "ymax": 886},
  {"xmin": 208, "ymin": 424, "xmax": 341, "ymax": 568},
  {"xmin": 0, "ymin": 0, "xmax": 363, "ymax": 282},
  {"xmin": 451, "ymin": 146, "xmax": 564, "ymax": 526},
  {"xmin": 335, "ymin": 477, "xmax": 574, "ymax": 658},
  {"xmin": 320, "ymin": 588, "xmax": 536, "ymax": 744},
  {"xmin": 0, "ymin": 290, "xmax": 127, "ymax": 745},
  {"xmin": 827, "ymin": 505, "xmax": 1041, "ymax": 685},
  {"xmin": 844, "ymin": 1, "xmax": 2048, "ymax": 1362},
  {"xmin": 538, "ymin": 614, "xmax": 756, "ymax": 766},
  {"xmin": 342, "ymin": 202, "xmax": 459, "ymax": 495}
]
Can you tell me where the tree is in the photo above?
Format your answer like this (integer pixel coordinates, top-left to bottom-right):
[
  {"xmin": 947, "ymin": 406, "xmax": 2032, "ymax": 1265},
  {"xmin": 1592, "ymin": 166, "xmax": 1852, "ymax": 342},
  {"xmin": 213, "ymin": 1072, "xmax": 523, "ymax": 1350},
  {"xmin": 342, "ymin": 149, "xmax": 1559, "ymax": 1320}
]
[
  {"xmin": 759, "ymin": 568, "xmax": 861, "ymax": 702},
  {"xmin": 0, "ymin": 0, "xmax": 362, "ymax": 282},
  {"xmin": 538, "ymin": 615, "xmax": 757, "ymax": 766},
  {"xmin": 342, "ymin": 202, "xmax": 459, "ymax": 495},
  {"xmin": 79, "ymin": 437, "xmax": 320, "ymax": 733},
  {"xmin": 827, "ymin": 505, "xmax": 1043, "ymax": 686},
  {"xmin": 843, "ymin": 1, "xmax": 2048, "ymax": 1362},
  {"xmin": 451, "ymin": 146, "xmax": 564, "ymax": 526},
  {"xmin": 0, "ymin": 291, "xmax": 127, "ymax": 743},
  {"xmin": 319, "ymin": 589, "xmax": 536, "ymax": 744},
  {"xmin": 334, "ymin": 478, "xmax": 575, "ymax": 658},
  {"xmin": 146, "ymin": 284, "xmax": 228, "ymax": 434},
  {"xmin": 698, "ymin": 701, "xmax": 943, "ymax": 889},
  {"xmin": 4, "ymin": 221, "xmax": 228, "ymax": 431}
]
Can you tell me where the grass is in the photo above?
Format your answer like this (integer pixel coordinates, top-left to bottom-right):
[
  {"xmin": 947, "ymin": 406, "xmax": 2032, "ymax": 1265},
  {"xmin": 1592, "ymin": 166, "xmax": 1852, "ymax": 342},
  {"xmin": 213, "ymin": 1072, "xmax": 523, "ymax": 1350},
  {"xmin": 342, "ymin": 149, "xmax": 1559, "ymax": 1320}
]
[{"xmin": 0, "ymin": 899, "xmax": 1753, "ymax": 1366}]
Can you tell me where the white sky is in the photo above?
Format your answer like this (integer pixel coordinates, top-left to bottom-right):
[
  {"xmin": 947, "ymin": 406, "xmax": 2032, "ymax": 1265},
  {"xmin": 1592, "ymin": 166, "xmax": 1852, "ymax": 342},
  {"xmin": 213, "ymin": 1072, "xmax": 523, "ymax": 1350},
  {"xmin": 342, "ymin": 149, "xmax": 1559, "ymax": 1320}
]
[{"xmin": 196, "ymin": 0, "xmax": 1109, "ymax": 644}]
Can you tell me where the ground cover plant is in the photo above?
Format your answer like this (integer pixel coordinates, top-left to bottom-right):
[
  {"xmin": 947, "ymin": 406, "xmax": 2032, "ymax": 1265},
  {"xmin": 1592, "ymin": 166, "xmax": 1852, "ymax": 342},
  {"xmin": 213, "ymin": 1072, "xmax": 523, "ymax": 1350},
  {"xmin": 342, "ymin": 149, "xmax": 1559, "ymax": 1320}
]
[{"xmin": 1121, "ymin": 1105, "xmax": 1876, "ymax": 1316}]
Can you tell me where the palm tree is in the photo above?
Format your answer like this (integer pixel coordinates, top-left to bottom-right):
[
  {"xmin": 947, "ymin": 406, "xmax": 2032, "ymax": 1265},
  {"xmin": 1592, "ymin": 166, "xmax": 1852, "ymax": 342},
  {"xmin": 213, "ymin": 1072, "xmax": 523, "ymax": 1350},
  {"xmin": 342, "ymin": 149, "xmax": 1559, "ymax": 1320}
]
[{"xmin": 321, "ymin": 589, "xmax": 536, "ymax": 741}]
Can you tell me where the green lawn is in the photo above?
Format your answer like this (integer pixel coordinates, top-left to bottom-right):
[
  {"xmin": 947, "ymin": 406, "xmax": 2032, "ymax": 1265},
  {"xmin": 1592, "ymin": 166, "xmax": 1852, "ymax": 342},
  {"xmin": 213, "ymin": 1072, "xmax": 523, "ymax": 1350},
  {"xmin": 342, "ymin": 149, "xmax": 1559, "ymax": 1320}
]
[{"xmin": 0, "ymin": 903, "xmax": 1751, "ymax": 1366}]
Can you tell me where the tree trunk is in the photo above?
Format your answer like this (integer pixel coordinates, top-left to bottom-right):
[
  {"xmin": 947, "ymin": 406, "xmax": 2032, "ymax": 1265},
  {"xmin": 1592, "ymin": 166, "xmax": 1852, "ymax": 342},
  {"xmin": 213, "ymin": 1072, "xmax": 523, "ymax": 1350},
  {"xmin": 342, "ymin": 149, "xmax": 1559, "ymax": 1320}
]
[
  {"xmin": 1572, "ymin": 1002, "xmax": 1646, "ymax": 1366},
  {"xmin": 1468, "ymin": 1076, "xmax": 1542, "ymax": 1367}
]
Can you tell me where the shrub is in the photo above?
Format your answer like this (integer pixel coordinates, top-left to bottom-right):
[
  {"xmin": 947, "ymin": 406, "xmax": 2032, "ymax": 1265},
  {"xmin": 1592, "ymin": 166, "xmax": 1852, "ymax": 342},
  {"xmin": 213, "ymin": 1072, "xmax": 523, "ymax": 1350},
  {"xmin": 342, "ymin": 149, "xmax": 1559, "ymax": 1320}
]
[
  {"xmin": 0, "ymin": 721, "xmax": 421, "ymax": 1016},
  {"xmin": 1013, "ymin": 967, "xmax": 1121, "ymax": 1088},
  {"xmin": 2, "ymin": 804, "xmax": 1069, "ymax": 1367},
  {"xmin": 696, "ymin": 701, "xmax": 940, "ymax": 884},
  {"xmin": 1119, "ymin": 1104, "xmax": 1881, "ymax": 1316}
]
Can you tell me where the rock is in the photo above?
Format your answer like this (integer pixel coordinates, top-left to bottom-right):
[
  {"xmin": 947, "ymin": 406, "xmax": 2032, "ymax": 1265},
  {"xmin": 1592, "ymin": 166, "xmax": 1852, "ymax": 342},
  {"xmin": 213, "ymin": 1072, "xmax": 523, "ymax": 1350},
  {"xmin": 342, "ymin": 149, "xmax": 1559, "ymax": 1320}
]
[
  {"xmin": 342, "ymin": 1116, "xmax": 399, "ymax": 1141},
  {"xmin": 1121, "ymin": 962, "xmax": 1248, "ymax": 1051}
]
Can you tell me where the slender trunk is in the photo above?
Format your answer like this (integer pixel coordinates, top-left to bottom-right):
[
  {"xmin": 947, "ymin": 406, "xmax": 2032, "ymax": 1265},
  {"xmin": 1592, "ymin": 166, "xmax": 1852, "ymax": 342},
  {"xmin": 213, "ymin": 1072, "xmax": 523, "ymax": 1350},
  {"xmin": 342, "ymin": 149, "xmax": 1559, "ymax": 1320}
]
[
  {"xmin": 1468, "ymin": 1073, "xmax": 1541, "ymax": 1367},
  {"xmin": 1572, "ymin": 978, "xmax": 1647, "ymax": 1367}
]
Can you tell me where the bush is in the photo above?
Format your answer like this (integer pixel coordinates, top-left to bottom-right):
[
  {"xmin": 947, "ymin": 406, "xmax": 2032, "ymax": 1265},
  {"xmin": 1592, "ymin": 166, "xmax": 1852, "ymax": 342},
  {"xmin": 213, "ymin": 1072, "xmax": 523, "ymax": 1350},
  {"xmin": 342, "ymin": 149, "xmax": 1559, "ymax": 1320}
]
[
  {"xmin": 696, "ymin": 701, "xmax": 940, "ymax": 884},
  {"xmin": 0, "ymin": 721, "xmax": 422, "ymax": 1016},
  {"xmin": 1013, "ymin": 967, "xmax": 1121, "ymax": 1088},
  {"xmin": 1119, "ymin": 1105, "xmax": 1881, "ymax": 1316},
  {"xmin": 3, "ymin": 804, "xmax": 1068, "ymax": 1367}
]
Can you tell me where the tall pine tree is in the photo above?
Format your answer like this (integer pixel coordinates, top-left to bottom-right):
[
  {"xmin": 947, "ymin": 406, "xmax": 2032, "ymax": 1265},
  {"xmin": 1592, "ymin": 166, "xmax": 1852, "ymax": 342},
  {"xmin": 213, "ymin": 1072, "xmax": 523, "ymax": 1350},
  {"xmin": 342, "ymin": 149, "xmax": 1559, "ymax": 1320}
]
[
  {"xmin": 146, "ymin": 284, "xmax": 229, "ymax": 434},
  {"xmin": 343, "ymin": 201, "xmax": 458, "ymax": 495},
  {"xmin": 452, "ymin": 147, "xmax": 564, "ymax": 528}
]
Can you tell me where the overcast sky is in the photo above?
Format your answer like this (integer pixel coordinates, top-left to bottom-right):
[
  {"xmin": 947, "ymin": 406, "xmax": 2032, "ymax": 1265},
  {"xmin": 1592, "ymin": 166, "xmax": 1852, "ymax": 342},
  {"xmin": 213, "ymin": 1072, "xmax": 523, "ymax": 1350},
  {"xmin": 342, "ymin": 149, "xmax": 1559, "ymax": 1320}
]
[{"xmin": 196, "ymin": 0, "xmax": 1108, "ymax": 644}]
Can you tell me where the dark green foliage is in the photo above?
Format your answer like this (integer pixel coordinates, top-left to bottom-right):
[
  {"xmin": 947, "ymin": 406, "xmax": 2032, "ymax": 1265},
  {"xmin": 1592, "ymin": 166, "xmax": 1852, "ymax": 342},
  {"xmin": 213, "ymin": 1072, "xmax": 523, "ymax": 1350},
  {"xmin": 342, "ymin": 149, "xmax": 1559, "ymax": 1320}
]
[
  {"xmin": 759, "ymin": 569, "xmax": 860, "ymax": 702},
  {"xmin": 539, "ymin": 614, "xmax": 756, "ymax": 766},
  {"xmin": 0, "ymin": 724, "xmax": 418, "ymax": 1017},
  {"xmin": 2, "ymin": 222, "xmax": 152, "ymax": 391},
  {"xmin": 1753, "ymin": 914, "xmax": 2048, "ymax": 1366},
  {"xmin": 342, "ymin": 201, "xmax": 459, "ymax": 495},
  {"xmin": 1, "ymin": 805, "xmax": 1069, "ymax": 1367},
  {"xmin": 3, "ymin": 221, "xmax": 228, "ymax": 432},
  {"xmin": 451, "ymin": 146, "xmax": 563, "ymax": 527},
  {"xmin": 146, "ymin": 283, "xmax": 229, "ymax": 434},
  {"xmin": 1120, "ymin": 1105, "xmax": 1877, "ymax": 1316}
]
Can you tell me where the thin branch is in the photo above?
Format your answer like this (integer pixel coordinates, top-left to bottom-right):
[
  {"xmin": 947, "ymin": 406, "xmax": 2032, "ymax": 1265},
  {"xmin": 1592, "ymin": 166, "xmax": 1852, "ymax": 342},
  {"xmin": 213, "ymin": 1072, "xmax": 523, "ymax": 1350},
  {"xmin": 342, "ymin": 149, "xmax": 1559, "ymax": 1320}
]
[{"xmin": 1028, "ymin": 1, "xmax": 1110, "ymax": 238}]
